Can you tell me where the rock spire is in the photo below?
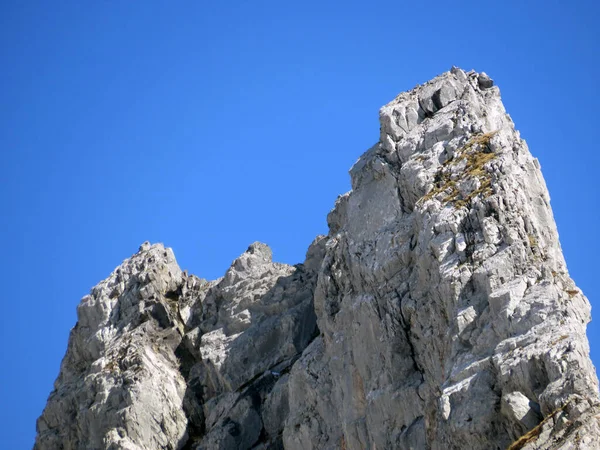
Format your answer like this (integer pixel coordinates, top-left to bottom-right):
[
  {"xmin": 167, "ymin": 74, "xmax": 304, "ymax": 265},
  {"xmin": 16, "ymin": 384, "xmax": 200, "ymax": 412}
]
[{"xmin": 36, "ymin": 68, "xmax": 599, "ymax": 450}]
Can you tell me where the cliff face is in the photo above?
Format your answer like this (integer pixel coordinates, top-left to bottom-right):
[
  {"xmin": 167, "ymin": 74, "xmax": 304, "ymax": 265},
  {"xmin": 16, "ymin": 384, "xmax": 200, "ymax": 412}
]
[{"xmin": 35, "ymin": 68, "xmax": 600, "ymax": 450}]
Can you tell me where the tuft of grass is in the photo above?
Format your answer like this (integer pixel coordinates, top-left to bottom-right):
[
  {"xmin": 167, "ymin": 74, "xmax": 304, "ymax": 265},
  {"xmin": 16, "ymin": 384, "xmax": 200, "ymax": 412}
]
[
  {"xmin": 551, "ymin": 335, "xmax": 569, "ymax": 346},
  {"xmin": 507, "ymin": 421, "xmax": 544, "ymax": 450},
  {"xmin": 463, "ymin": 131, "xmax": 498, "ymax": 149},
  {"xmin": 465, "ymin": 151, "xmax": 496, "ymax": 177},
  {"xmin": 105, "ymin": 360, "xmax": 119, "ymax": 373},
  {"xmin": 418, "ymin": 131, "xmax": 498, "ymax": 208},
  {"xmin": 528, "ymin": 235, "xmax": 538, "ymax": 249},
  {"xmin": 507, "ymin": 403, "xmax": 569, "ymax": 450},
  {"xmin": 566, "ymin": 290, "xmax": 579, "ymax": 298}
]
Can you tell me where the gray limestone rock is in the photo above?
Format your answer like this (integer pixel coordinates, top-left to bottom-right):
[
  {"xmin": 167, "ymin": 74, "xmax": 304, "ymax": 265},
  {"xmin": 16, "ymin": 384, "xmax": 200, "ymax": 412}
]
[{"xmin": 35, "ymin": 68, "xmax": 599, "ymax": 450}]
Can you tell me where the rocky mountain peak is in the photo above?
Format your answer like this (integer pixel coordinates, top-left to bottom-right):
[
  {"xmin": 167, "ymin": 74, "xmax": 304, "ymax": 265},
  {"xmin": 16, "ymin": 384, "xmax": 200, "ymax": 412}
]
[{"xmin": 35, "ymin": 68, "xmax": 600, "ymax": 450}]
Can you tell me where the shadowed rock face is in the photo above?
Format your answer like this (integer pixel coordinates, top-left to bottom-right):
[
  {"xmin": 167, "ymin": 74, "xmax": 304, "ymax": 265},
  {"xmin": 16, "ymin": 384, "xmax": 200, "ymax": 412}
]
[{"xmin": 35, "ymin": 68, "xmax": 600, "ymax": 450}]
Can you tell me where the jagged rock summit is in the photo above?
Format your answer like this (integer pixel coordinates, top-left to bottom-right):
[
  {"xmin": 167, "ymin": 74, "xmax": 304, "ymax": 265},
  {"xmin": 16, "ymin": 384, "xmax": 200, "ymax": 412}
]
[{"xmin": 36, "ymin": 68, "xmax": 600, "ymax": 450}]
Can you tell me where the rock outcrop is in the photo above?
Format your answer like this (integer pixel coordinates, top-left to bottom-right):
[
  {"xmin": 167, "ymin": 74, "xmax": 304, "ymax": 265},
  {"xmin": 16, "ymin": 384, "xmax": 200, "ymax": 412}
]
[{"xmin": 35, "ymin": 68, "xmax": 600, "ymax": 450}]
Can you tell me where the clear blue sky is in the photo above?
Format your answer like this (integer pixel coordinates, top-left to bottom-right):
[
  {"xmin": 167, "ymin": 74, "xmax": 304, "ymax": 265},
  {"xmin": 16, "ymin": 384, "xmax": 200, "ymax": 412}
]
[{"xmin": 1, "ymin": 1, "xmax": 598, "ymax": 447}]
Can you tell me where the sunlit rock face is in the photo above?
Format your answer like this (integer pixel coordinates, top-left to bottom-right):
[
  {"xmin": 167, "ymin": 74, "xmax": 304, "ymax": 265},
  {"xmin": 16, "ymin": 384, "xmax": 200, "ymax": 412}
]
[{"xmin": 35, "ymin": 69, "xmax": 599, "ymax": 450}]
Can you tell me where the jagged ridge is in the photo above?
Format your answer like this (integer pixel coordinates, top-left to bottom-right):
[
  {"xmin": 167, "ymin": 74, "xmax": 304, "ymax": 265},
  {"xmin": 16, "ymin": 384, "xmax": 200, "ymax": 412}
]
[{"xmin": 35, "ymin": 68, "xmax": 600, "ymax": 450}]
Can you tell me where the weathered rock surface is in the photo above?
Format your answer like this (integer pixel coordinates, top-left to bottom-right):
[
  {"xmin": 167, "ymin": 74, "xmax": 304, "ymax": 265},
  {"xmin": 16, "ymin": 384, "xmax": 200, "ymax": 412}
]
[{"xmin": 36, "ymin": 68, "xmax": 599, "ymax": 450}]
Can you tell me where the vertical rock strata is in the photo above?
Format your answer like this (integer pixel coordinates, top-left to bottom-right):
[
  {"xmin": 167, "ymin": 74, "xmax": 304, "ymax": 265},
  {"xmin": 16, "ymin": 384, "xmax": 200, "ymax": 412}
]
[{"xmin": 36, "ymin": 68, "xmax": 599, "ymax": 450}]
